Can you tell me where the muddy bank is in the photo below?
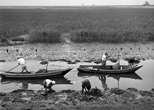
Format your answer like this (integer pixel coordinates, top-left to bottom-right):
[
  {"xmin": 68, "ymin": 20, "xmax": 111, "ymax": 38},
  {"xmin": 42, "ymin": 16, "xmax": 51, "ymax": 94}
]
[
  {"xmin": 0, "ymin": 88, "xmax": 154, "ymax": 110},
  {"xmin": 0, "ymin": 42, "xmax": 154, "ymax": 63}
]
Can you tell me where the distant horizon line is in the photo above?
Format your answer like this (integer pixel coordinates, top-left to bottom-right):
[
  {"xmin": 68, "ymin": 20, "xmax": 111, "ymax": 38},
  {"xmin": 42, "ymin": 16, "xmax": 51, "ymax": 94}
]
[{"xmin": 0, "ymin": 5, "xmax": 154, "ymax": 6}]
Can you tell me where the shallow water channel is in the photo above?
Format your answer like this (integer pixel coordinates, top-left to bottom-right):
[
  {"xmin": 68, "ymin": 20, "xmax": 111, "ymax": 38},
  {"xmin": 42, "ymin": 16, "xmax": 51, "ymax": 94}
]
[{"xmin": 0, "ymin": 60, "xmax": 154, "ymax": 93}]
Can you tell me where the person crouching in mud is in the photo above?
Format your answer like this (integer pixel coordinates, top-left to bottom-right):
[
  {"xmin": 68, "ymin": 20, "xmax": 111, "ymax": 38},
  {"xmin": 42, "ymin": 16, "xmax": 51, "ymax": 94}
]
[
  {"xmin": 43, "ymin": 79, "xmax": 56, "ymax": 94},
  {"xmin": 82, "ymin": 79, "xmax": 91, "ymax": 93}
]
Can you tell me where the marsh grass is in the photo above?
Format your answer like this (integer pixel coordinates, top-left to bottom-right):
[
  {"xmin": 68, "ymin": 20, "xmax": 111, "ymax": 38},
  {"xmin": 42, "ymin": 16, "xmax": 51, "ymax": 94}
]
[
  {"xmin": 0, "ymin": 7, "xmax": 154, "ymax": 43},
  {"xmin": 71, "ymin": 30, "xmax": 154, "ymax": 43},
  {"xmin": 29, "ymin": 30, "xmax": 61, "ymax": 43},
  {"xmin": 11, "ymin": 37, "xmax": 25, "ymax": 41}
]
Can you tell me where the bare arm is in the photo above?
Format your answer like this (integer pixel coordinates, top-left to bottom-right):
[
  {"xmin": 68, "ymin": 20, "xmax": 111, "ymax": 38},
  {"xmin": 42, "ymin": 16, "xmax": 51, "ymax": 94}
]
[{"xmin": 17, "ymin": 60, "xmax": 20, "ymax": 65}]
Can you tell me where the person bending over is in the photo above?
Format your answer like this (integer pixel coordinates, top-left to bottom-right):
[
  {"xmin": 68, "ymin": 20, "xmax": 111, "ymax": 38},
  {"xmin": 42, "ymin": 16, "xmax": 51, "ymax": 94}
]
[
  {"xmin": 43, "ymin": 79, "xmax": 56, "ymax": 93},
  {"xmin": 82, "ymin": 79, "xmax": 91, "ymax": 93}
]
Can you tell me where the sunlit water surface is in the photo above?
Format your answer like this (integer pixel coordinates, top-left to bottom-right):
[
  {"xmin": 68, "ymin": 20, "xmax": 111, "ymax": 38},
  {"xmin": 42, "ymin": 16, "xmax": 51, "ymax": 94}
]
[{"xmin": 0, "ymin": 60, "xmax": 154, "ymax": 93}]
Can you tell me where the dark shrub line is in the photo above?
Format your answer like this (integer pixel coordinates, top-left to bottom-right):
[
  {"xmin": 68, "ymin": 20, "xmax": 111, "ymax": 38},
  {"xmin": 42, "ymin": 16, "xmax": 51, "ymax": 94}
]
[
  {"xmin": 70, "ymin": 30, "xmax": 154, "ymax": 43},
  {"xmin": 1, "ymin": 30, "xmax": 154, "ymax": 43},
  {"xmin": 29, "ymin": 30, "xmax": 61, "ymax": 43}
]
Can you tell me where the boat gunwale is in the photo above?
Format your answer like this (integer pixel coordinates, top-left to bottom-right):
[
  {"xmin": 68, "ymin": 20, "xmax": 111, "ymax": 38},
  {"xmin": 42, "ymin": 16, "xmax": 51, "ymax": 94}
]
[
  {"xmin": 77, "ymin": 65, "xmax": 143, "ymax": 74},
  {"xmin": 0, "ymin": 68, "xmax": 73, "ymax": 79}
]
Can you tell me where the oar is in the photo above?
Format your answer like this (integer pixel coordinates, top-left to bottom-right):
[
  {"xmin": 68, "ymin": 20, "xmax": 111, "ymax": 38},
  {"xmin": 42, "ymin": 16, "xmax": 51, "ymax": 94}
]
[
  {"xmin": 118, "ymin": 51, "xmax": 120, "ymax": 65},
  {"xmin": 0, "ymin": 65, "xmax": 19, "ymax": 73},
  {"xmin": 0, "ymin": 70, "xmax": 7, "ymax": 73},
  {"xmin": 108, "ymin": 48, "xmax": 117, "ymax": 58},
  {"xmin": 46, "ymin": 62, "xmax": 49, "ymax": 72},
  {"xmin": 7, "ymin": 65, "xmax": 19, "ymax": 72}
]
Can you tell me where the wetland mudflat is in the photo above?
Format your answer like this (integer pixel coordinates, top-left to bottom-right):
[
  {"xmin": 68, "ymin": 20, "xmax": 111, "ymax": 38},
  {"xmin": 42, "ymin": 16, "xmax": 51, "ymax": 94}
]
[
  {"xmin": 0, "ymin": 43, "xmax": 154, "ymax": 110},
  {"xmin": 0, "ymin": 42, "xmax": 154, "ymax": 62}
]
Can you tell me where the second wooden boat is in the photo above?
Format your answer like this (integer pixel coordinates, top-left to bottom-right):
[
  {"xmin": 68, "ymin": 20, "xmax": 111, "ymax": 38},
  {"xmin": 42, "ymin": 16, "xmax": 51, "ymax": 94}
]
[{"xmin": 77, "ymin": 65, "xmax": 142, "ymax": 74}]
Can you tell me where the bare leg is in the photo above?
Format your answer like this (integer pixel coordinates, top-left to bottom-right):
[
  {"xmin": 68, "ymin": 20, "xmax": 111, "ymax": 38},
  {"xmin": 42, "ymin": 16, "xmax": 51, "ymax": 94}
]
[
  {"xmin": 21, "ymin": 69, "xmax": 24, "ymax": 74},
  {"xmin": 22, "ymin": 66, "xmax": 25, "ymax": 74},
  {"xmin": 25, "ymin": 66, "xmax": 28, "ymax": 72},
  {"xmin": 82, "ymin": 88, "xmax": 84, "ymax": 93},
  {"xmin": 102, "ymin": 61, "xmax": 106, "ymax": 69}
]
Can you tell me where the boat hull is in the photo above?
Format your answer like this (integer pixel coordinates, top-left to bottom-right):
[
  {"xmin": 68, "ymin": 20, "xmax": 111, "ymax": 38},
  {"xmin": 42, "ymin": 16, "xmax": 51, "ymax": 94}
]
[
  {"xmin": 0, "ymin": 68, "xmax": 72, "ymax": 79},
  {"xmin": 77, "ymin": 65, "xmax": 143, "ymax": 74}
]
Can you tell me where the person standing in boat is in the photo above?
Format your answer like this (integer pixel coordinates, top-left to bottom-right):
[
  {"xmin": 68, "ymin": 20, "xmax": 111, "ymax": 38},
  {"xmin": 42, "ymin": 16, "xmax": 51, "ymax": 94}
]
[
  {"xmin": 43, "ymin": 79, "xmax": 56, "ymax": 94},
  {"xmin": 101, "ymin": 51, "xmax": 109, "ymax": 68},
  {"xmin": 17, "ymin": 54, "xmax": 28, "ymax": 73}
]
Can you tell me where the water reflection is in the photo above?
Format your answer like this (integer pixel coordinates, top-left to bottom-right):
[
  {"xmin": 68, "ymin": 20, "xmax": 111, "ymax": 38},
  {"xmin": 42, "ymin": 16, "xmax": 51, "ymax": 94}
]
[
  {"xmin": 99, "ymin": 75, "xmax": 108, "ymax": 90},
  {"xmin": 78, "ymin": 72, "xmax": 142, "ymax": 89},
  {"xmin": 22, "ymin": 82, "xmax": 28, "ymax": 90},
  {"xmin": 1, "ymin": 77, "xmax": 72, "ymax": 90},
  {"xmin": 108, "ymin": 73, "xmax": 142, "ymax": 88}
]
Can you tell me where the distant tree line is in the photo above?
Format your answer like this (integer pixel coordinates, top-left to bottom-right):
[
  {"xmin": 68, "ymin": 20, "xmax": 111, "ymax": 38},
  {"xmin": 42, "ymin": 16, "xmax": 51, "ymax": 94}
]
[{"xmin": 143, "ymin": 1, "xmax": 150, "ymax": 6}]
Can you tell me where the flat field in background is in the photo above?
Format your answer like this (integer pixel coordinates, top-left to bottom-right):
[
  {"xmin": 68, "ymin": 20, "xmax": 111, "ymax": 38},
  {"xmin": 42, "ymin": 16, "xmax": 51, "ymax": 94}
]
[{"xmin": 0, "ymin": 6, "xmax": 154, "ymax": 43}]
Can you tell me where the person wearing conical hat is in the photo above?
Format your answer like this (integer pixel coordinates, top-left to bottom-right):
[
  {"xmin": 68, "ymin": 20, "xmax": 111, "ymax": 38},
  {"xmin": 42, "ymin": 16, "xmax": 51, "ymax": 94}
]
[{"xmin": 17, "ymin": 53, "xmax": 28, "ymax": 73}]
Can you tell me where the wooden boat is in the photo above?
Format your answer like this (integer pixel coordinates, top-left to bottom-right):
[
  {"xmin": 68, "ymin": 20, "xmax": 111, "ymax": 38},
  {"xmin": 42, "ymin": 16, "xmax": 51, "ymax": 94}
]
[
  {"xmin": 77, "ymin": 64, "xmax": 143, "ymax": 74},
  {"xmin": 78, "ymin": 72, "xmax": 142, "ymax": 80},
  {"xmin": 0, "ymin": 68, "xmax": 73, "ymax": 79}
]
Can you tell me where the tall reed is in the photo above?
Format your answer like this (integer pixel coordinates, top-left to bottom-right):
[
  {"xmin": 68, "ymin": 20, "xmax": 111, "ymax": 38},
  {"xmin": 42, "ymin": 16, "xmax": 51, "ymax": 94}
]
[
  {"xmin": 0, "ymin": 7, "xmax": 154, "ymax": 43},
  {"xmin": 29, "ymin": 30, "xmax": 61, "ymax": 43},
  {"xmin": 71, "ymin": 30, "xmax": 154, "ymax": 43}
]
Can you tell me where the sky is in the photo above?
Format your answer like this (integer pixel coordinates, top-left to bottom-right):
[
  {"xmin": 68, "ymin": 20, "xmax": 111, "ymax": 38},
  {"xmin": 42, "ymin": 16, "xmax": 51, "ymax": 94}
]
[{"xmin": 0, "ymin": 0, "xmax": 154, "ymax": 6}]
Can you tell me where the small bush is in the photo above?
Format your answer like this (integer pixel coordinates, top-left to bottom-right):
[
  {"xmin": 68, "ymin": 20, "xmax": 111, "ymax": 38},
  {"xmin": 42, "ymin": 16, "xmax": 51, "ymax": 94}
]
[
  {"xmin": 29, "ymin": 30, "xmax": 61, "ymax": 43},
  {"xmin": 0, "ymin": 37, "xmax": 8, "ymax": 43},
  {"xmin": 11, "ymin": 37, "xmax": 25, "ymax": 41}
]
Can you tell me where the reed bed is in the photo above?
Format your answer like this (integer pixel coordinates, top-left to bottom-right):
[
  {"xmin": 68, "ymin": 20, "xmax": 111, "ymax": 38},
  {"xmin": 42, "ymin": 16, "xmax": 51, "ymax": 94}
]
[
  {"xmin": 0, "ymin": 7, "xmax": 154, "ymax": 43},
  {"xmin": 71, "ymin": 30, "xmax": 154, "ymax": 43},
  {"xmin": 29, "ymin": 30, "xmax": 61, "ymax": 43}
]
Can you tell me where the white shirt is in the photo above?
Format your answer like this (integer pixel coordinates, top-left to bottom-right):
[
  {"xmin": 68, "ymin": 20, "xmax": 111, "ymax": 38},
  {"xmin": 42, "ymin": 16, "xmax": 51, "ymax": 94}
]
[
  {"xmin": 17, "ymin": 58, "xmax": 26, "ymax": 65},
  {"xmin": 102, "ymin": 54, "xmax": 108, "ymax": 61},
  {"xmin": 44, "ymin": 79, "xmax": 56, "ymax": 87}
]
